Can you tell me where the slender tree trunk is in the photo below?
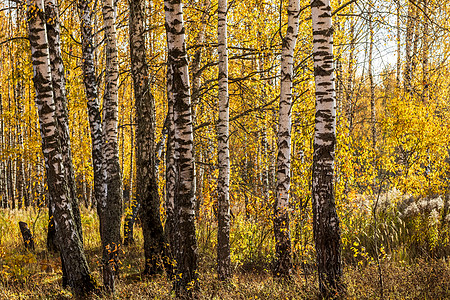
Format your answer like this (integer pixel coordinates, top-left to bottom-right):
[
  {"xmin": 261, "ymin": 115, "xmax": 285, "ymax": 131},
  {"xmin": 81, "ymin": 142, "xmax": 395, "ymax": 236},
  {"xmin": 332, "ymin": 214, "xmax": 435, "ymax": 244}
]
[
  {"xmin": 129, "ymin": 0, "xmax": 166, "ymax": 275},
  {"xmin": 422, "ymin": 0, "xmax": 429, "ymax": 104},
  {"xmin": 217, "ymin": 0, "xmax": 231, "ymax": 281},
  {"xmin": 311, "ymin": 0, "xmax": 343, "ymax": 296},
  {"xmin": 0, "ymin": 94, "xmax": 6, "ymax": 208},
  {"xmin": 404, "ymin": 2, "xmax": 415, "ymax": 95},
  {"xmin": 191, "ymin": 0, "xmax": 211, "ymax": 109},
  {"xmin": 164, "ymin": 0, "xmax": 198, "ymax": 296},
  {"xmin": 368, "ymin": 8, "xmax": 376, "ymax": 152},
  {"xmin": 191, "ymin": 0, "xmax": 211, "ymax": 217},
  {"xmin": 78, "ymin": 0, "xmax": 103, "ymax": 213},
  {"xmin": 16, "ymin": 84, "xmax": 25, "ymax": 209},
  {"xmin": 7, "ymin": 86, "xmax": 15, "ymax": 209},
  {"xmin": 347, "ymin": 19, "xmax": 355, "ymax": 134},
  {"xmin": 123, "ymin": 108, "xmax": 135, "ymax": 245},
  {"xmin": 165, "ymin": 64, "xmax": 176, "ymax": 278},
  {"xmin": 26, "ymin": 0, "xmax": 96, "ymax": 296},
  {"xmin": 274, "ymin": 0, "xmax": 300, "ymax": 278},
  {"xmin": 396, "ymin": 0, "xmax": 401, "ymax": 88},
  {"xmin": 100, "ymin": 0, "xmax": 123, "ymax": 291}
]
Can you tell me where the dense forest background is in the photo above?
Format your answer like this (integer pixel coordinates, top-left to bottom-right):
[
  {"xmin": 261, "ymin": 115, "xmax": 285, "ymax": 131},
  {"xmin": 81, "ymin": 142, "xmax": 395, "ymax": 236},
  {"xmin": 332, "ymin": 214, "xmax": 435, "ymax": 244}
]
[{"xmin": 1, "ymin": 0, "xmax": 450, "ymax": 298}]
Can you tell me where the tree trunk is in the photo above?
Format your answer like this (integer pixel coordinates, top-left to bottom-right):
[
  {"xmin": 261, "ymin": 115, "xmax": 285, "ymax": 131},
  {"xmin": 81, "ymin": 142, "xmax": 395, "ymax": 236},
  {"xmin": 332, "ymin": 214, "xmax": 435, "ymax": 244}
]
[
  {"xmin": 0, "ymin": 94, "xmax": 6, "ymax": 208},
  {"xmin": 26, "ymin": 0, "xmax": 96, "ymax": 296},
  {"xmin": 101, "ymin": 0, "xmax": 123, "ymax": 292},
  {"xmin": 273, "ymin": 0, "xmax": 300, "ymax": 278},
  {"xmin": 164, "ymin": 0, "xmax": 198, "ymax": 296},
  {"xmin": 217, "ymin": 0, "xmax": 231, "ymax": 281},
  {"xmin": 19, "ymin": 221, "xmax": 35, "ymax": 250},
  {"xmin": 347, "ymin": 19, "xmax": 355, "ymax": 135},
  {"xmin": 404, "ymin": 2, "xmax": 415, "ymax": 95},
  {"xmin": 422, "ymin": 0, "xmax": 429, "ymax": 104},
  {"xmin": 44, "ymin": 0, "xmax": 83, "ymax": 241},
  {"xmin": 368, "ymin": 9, "xmax": 376, "ymax": 152},
  {"xmin": 191, "ymin": 0, "xmax": 210, "ymax": 218},
  {"xmin": 124, "ymin": 109, "xmax": 135, "ymax": 245},
  {"xmin": 396, "ymin": 0, "xmax": 401, "ymax": 88},
  {"xmin": 129, "ymin": 0, "xmax": 167, "ymax": 275},
  {"xmin": 311, "ymin": 0, "xmax": 343, "ymax": 296},
  {"xmin": 77, "ymin": 0, "xmax": 104, "ymax": 213},
  {"xmin": 16, "ymin": 85, "xmax": 25, "ymax": 209},
  {"xmin": 165, "ymin": 64, "xmax": 176, "ymax": 279}
]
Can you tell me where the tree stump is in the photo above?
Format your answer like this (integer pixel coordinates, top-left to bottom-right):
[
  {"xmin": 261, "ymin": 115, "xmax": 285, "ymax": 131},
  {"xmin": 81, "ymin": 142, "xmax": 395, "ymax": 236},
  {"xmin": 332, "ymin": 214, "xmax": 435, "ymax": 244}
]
[{"xmin": 19, "ymin": 221, "xmax": 35, "ymax": 250}]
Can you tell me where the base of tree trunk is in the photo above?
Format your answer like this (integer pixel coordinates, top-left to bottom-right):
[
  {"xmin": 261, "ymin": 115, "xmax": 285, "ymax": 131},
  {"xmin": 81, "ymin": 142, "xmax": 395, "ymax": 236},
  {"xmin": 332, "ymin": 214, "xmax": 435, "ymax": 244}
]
[
  {"xmin": 71, "ymin": 273, "xmax": 99, "ymax": 299},
  {"xmin": 18, "ymin": 221, "xmax": 34, "ymax": 250}
]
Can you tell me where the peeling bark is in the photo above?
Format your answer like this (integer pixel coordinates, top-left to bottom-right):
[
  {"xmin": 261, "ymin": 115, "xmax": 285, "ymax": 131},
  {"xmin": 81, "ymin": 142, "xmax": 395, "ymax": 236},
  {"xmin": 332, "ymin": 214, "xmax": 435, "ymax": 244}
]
[
  {"xmin": 311, "ymin": 0, "xmax": 343, "ymax": 296},
  {"xmin": 26, "ymin": 0, "xmax": 96, "ymax": 296},
  {"xmin": 164, "ymin": 0, "xmax": 198, "ymax": 296},
  {"xmin": 100, "ymin": 0, "xmax": 123, "ymax": 292},
  {"xmin": 273, "ymin": 0, "xmax": 300, "ymax": 278},
  {"xmin": 77, "ymin": 0, "xmax": 104, "ymax": 214}
]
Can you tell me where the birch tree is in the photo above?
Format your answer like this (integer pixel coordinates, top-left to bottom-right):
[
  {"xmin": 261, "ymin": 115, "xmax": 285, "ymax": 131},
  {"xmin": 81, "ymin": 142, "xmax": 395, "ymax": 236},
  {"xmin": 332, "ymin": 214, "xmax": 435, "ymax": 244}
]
[
  {"xmin": 101, "ymin": 0, "xmax": 123, "ymax": 292},
  {"xmin": 26, "ymin": 0, "xmax": 96, "ymax": 296},
  {"xmin": 216, "ymin": 0, "xmax": 231, "ymax": 281},
  {"xmin": 404, "ymin": 2, "xmax": 415, "ymax": 95},
  {"xmin": 164, "ymin": 0, "xmax": 198, "ymax": 296},
  {"xmin": 44, "ymin": 0, "xmax": 84, "ymax": 286},
  {"xmin": 311, "ymin": 0, "xmax": 343, "ymax": 295},
  {"xmin": 129, "ymin": 0, "xmax": 166, "ymax": 275},
  {"xmin": 78, "ymin": 0, "xmax": 104, "ymax": 213},
  {"xmin": 44, "ymin": 0, "xmax": 82, "ymax": 239},
  {"xmin": 273, "ymin": 0, "xmax": 300, "ymax": 278}
]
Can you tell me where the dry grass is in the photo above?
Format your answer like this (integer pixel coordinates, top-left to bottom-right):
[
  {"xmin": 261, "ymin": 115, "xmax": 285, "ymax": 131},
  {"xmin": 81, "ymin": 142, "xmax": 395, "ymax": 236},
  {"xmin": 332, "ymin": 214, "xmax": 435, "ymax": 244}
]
[{"xmin": 1, "ymin": 207, "xmax": 450, "ymax": 299}]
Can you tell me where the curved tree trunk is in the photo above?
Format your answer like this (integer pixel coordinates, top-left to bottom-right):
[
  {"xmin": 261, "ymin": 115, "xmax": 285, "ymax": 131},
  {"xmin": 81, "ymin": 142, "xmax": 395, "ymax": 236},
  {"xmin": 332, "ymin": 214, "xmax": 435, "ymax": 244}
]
[
  {"xmin": 26, "ymin": 0, "xmax": 96, "ymax": 296},
  {"xmin": 129, "ymin": 0, "xmax": 166, "ymax": 275},
  {"xmin": 273, "ymin": 0, "xmax": 300, "ymax": 278},
  {"xmin": 311, "ymin": 0, "xmax": 343, "ymax": 296},
  {"xmin": 101, "ymin": 0, "xmax": 123, "ymax": 292},
  {"xmin": 164, "ymin": 0, "xmax": 198, "ymax": 296},
  {"xmin": 44, "ymin": 0, "xmax": 84, "ymax": 286},
  {"xmin": 44, "ymin": 0, "xmax": 83, "ymax": 242}
]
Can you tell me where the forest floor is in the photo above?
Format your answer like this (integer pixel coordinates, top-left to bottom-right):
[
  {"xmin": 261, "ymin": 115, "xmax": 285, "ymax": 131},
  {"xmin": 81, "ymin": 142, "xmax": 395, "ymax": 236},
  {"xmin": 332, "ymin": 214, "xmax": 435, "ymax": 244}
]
[{"xmin": 1, "ymin": 208, "xmax": 450, "ymax": 299}]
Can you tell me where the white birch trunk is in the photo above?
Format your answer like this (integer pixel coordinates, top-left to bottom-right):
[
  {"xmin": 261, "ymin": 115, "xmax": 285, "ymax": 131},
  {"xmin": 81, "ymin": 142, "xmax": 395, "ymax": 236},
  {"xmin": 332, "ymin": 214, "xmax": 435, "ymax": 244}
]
[
  {"xmin": 78, "ymin": 0, "xmax": 104, "ymax": 212},
  {"xmin": 216, "ymin": 0, "xmax": 231, "ymax": 281},
  {"xmin": 44, "ymin": 0, "xmax": 83, "ymax": 241},
  {"xmin": 311, "ymin": 0, "xmax": 343, "ymax": 295},
  {"xmin": 26, "ymin": 0, "xmax": 96, "ymax": 295},
  {"xmin": 274, "ymin": 0, "xmax": 300, "ymax": 278},
  {"xmin": 164, "ymin": 0, "xmax": 198, "ymax": 296},
  {"xmin": 101, "ymin": 0, "xmax": 123, "ymax": 292}
]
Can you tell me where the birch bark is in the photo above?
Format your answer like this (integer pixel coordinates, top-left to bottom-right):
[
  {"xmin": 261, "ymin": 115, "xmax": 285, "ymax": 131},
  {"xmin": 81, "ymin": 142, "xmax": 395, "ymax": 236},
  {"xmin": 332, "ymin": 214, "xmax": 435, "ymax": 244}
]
[
  {"xmin": 164, "ymin": 0, "xmax": 198, "ymax": 296},
  {"xmin": 311, "ymin": 0, "xmax": 343, "ymax": 295},
  {"xmin": 422, "ymin": 0, "xmax": 429, "ymax": 103},
  {"xmin": 274, "ymin": 0, "xmax": 300, "ymax": 278},
  {"xmin": 101, "ymin": 0, "xmax": 123, "ymax": 292},
  {"xmin": 26, "ymin": 0, "xmax": 96, "ymax": 296},
  {"xmin": 404, "ymin": 3, "xmax": 415, "ymax": 94},
  {"xmin": 78, "ymin": 0, "xmax": 104, "ymax": 214},
  {"xmin": 217, "ymin": 0, "xmax": 231, "ymax": 281},
  {"xmin": 44, "ymin": 0, "xmax": 82, "ymax": 241}
]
